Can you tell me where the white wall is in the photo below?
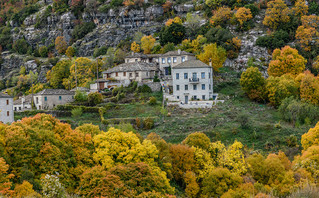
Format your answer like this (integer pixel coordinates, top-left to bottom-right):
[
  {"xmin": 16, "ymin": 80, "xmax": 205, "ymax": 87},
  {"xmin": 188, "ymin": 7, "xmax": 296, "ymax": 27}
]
[
  {"xmin": 34, "ymin": 95, "xmax": 74, "ymax": 110},
  {"xmin": 0, "ymin": 98, "xmax": 14, "ymax": 123},
  {"xmin": 172, "ymin": 67, "xmax": 213, "ymax": 103},
  {"xmin": 159, "ymin": 55, "xmax": 196, "ymax": 72}
]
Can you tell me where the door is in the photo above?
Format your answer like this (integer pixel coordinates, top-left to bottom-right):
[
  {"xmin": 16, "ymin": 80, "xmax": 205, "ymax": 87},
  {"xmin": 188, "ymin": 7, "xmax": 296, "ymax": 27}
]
[{"xmin": 185, "ymin": 96, "xmax": 188, "ymax": 104}]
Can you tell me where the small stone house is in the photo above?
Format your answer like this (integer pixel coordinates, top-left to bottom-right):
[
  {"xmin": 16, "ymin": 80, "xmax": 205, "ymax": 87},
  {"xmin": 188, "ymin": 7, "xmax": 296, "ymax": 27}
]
[
  {"xmin": 101, "ymin": 62, "xmax": 160, "ymax": 88},
  {"xmin": 172, "ymin": 60, "xmax": 214, "ymax": 104},
  {"xmin": 125, "ymin": 52, "xmax": 161, "ymax": 64},
  {"xmin": 34, "ymin": 89, "xmax": 75, "ymax": 110},
  {"xmin": 13, "ymin": 95, "xmax": 32, "ymax": 111},
  {"xmin": 0, "ymin": 93, "xmax": 14, "ymax": 123}
]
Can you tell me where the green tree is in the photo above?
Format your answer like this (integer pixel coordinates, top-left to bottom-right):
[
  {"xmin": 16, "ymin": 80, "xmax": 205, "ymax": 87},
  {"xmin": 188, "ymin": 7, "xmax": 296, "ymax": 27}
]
[
  {"xmin": 159, "ymin": 23, "xmax": 186, "ymax": 45},
  {"xmin": 240, "ymin": 67, "xmax": 266, "ymax": 101},
  {"xmin": 46, "ymin": 60, "xmax": 72, "ymax": 89}
]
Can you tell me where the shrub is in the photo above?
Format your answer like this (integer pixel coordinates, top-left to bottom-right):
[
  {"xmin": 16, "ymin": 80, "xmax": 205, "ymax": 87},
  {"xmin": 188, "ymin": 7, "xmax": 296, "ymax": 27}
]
[
  {"xmin": 137, "ymin": 85, "xmax": 152, "ymax": 93},
  {"xmin": 71, "ymin": 107, "xmax": 83, "ymax": 118},
  {"xmin": 159, "ymin": 23, "xmax": 186, "ymax": 45},
  {"xmin": 144, "ymin": 117, "xmax": 154, "ymax": 129},
  {"xmin": 93, "ymin": 46, "xmax": 108, "ymax": 58},
  {"xmin": 74, "ymin": 90, "xmax": 88, "ymax": 102},
  {"xmin": 256, "ymin": 30, "xmax": 290, "ymax": 50},
  {"xmin": 72, "ymin": 22, "xmax": 96, "ymax": 41},
  {"xmin": 39, "ymin": 46, "xmax": 48, "ymax": 57},
  {"xmin": 244, "ymin": 4, "xmax": 260, "ymax": 17},
  {"xmin": 13, "ymin": 39, "xmax": 29, "ymax": 54},
  {"xmin": 88, "ymin": 92, "xmax": 103, "ymax": 106},
  {"xmin": 149, "ymin": 96, "xmax": 157, "ymax": 105}
]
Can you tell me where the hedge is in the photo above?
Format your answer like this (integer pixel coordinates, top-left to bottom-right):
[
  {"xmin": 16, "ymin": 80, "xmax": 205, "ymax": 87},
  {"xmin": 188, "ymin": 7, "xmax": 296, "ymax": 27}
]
[{"xmin": 56, "ymin": 105, "xmax": 100, "ymax": 113}]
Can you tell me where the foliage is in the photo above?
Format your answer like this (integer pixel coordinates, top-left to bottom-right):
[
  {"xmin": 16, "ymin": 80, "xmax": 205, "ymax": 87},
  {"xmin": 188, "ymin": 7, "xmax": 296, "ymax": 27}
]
[
  {"xmin": 268, "ymin": 46, "xmax": 306, "ymax": 77},
  {"xmin": 66, "ymin": 46, "xmax": 75, "ymax": 59},
  {"xmin": 210, "ymin": 6, "xmax": 232, "ymax": 27},
  {"xmin": 71, "ymin": 107, "xmax": 83, "ymax": 118},
  {"xmin": 41, "ymin": 175, "xmax": 66, "ymax": 198},
  {"xmin": 185, "ymin": 13, "xmax": 201, "ymax": 39},
  {"xmin": 47, "ymin": 60, "xmax": 72, "ymax": 89},
  {"xmin": 197, "ymin": 43, "xmax": 227, "ymax": 72},
  {"xmin": 159, "ymin": 23, "xmax": 186, "ymax": 45},
  {"xmin": 240, "ymin": 67, "xmax": 266, "ymax": 101},
  {"xmin": 256, "ymin": 30, "xmax": 290, "ymax": 50},
  {"xmin": 263, "ymin": 0, "xmax": 290, "ymax": 30},
  {"xmin": 295, "ymin": 15, "xmax": 319, "ymax": 52},
  {"xmin": 141, "ymin": 35, "xmax": 155, "ymax": 54},
  {"xmin": 296, "ymin": 71, "xmax": 319, "ymax": 105},
  {"xmin": 13, "ymin": 39, "xmax": 29, "ymax": 54},
  {"xmin": 55, "ymin": 36, "xmax": 67, "ymax": 54},
  {"xmin": 14, "ymin": 181, "xmax": 40, "ymax": 198},
  {"xmin": 74, "ymin": 90, "xmax": 88, "ymax": 102},
  {"xmin": 182, "ymin": 132, "xmax": 211, "ymax": 151},
  {"xmin": 235, "ymin": 7, "xmax": 253, "ymax": 26},
  {"xmin": 131, "ymin": 41, "xmax": 140, "ymax": 53},
  {"xmin": 205, "ymin": 0, "xmax": 222, "ymax": 9},
  {"xmin": 292, "ymin": 0, "xmax": 308, "ymax": 17},
  {"xmin": 72, "ymin": 22, "xmax": 96, "ymax": 41},
  {"xmin": 265, "ymin": 74, "xmax": 299, "ymax": 107},
  {"xmin": 39, "ymin": 46, "xmax": 48, "ymax": 57},
  {"xmin": 0, "ymin": 157, "xmax": 13, "ymax": 196},
  {"xmin": 149, "ymin": 96, "xmax": 157, "ymax": 105},
  {"xmin": 165, "ymin": 17, "xmax": 182, "ymax": 26},
  {"xmin": 93, "ymin": 46, "xmax": 108, "ymax": 58},
  {"xmin": 301, "ymin": 122, "xmax": 319, "ymax": 150},
  {"xmin": 88, "ymin": 92, "xmax": 103, "ymax": 106}
]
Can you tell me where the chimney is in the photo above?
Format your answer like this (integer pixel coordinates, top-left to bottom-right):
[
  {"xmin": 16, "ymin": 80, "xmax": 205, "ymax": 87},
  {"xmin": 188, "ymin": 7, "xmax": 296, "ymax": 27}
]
[
  {"xmin": 209, "ymin": 58, "xmax": 212, "ymax": 67},
  {"xmin": 178, "ymin": 49, "xmax": 181, "ymax": 55}
]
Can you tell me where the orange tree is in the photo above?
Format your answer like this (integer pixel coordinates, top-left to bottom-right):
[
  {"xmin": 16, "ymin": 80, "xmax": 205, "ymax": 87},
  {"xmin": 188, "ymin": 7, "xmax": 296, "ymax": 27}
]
[{"xmin": 268, "ymin": 46, "xmax": 306, "ymax": 77}]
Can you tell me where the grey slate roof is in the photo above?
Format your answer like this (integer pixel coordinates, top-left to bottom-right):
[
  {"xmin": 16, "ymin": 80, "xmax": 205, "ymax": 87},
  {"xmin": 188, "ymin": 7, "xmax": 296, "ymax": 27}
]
[
  {"xmin": 102, "ymin": 62, "xmax": 159, "ymax": 74},
  {"xmin": 14, "ymin": 95, "xmax": 32, "ymax": 105},
  {"xmin": 36, "ymin": 89, "xmax": 75, "ymax": 95},
  {"xmin": 0, "ymin": 92, "xmax": 13, "ymax": 98},
  {"xmin": 126, "ymin": 52, "xmax": 149, "ymax": 58},
  {"xmin": 173, "ymin": 60, "xmax": 211, "ymax": 69},
  {"xmin": 162, "ymin": 50, "xmax": 194, "ymax": 57}
]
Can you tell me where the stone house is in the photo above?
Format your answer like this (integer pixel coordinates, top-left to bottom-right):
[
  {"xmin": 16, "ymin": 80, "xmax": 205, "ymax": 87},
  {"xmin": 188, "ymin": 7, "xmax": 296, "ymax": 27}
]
[
  {"xmin": 100, "ymin": 62, "xmax": 160, "ymax": 89},
  {"xmin": 172, "ymin": 60, "xmax": 214, "ymax": 104},
  {"xmin": 13, "ymin": 95, "xmax": 32, "ymax": 111},
  {"xmin": 159, "ymin": 49, "xmax": 196, "ymax": 76},
  {"xmin": 0, "ymin": 93, "xmax": 14, "ymax": 123},
  {"xmin": 125, "ymin": 52, "xmax": 160, "ymax": 64},
  {"xmin": 33, "ymin": 89, "xmax": 75, "ymax": 110}
]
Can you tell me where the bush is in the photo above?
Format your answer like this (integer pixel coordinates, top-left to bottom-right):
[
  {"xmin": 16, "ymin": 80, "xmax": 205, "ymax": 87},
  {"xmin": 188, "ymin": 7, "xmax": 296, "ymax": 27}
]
[
  {"xmin": 88, "ymin": 92, "xmax": 103, "ymax": 106},
  {"xmin": 72, "ymin": 22, "xmax": 96, "ymax": 41},
  {"xmin": 137, "ymin": 85, "xmax": 152, "ymax": 93},
  {"xmin": 74, "ymin": 90, "xmax": 88, "ymax": 102},
  {"xmin": 13, "ymin": 39, "xmax": 29, "ymax": 54},
  {"xmin": 143, "ymin": 117, "xmax": 154, "ymax": 129},
  {"xmin": 39, "ymin": 46, "xmax": 48, "ymax": 57},
  {"xmin": 149, "ymin": 96, "xmax": 157, "ymax": 105},
  {"xmin": 256, "ymin": 30, "xmax": 290, "ymax": 50},
  {"xmin": 244, "ymin": 4, "xmax": 259, "ymax": 17},
  {"xmin": 159, "ymin": 23, "xmax": 186, "ymax": 45},
  {"xmin": 71, "ymin": 107, "xmax": 83, "ymax": 118},
  {"xmin": 93, "ymin": 46, "xmax": 108, "ymax": 58}
]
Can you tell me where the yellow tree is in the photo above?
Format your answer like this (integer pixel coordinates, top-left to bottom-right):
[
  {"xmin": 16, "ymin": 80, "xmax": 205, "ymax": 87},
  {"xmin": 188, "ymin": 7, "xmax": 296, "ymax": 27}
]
[
  {"xmin": 296, "ymin": 71, "xmax": 319, "ymax": 105},
  {"xmin": 165, "ymin": 17, "xmax": 182, "ymax": 26},
  {"xmin": 240, "ymin": 67, "xmax": 266, "ymax": 101},
  {"xmin": 141, "ymin": 35, "xmax": 156, "ymax": 54},
  {"xmin": 210, "ymin": 6, "xmax": 232, "ymax": 26},
  {"xmin": 14, "ymin": 181, "xmax": 40, "ymax": 198},
  {"xmin": 0, "ymin": 158, "xmax": 13, "ymax": 196},
  {"xmin": 235, "ymin": 7, "xmax": 253, "ymax": 26},
  {"xmin": 292, "ymin": 0, "xmax": 308, "ymax": 17},
  {"xmin": 66, "ymin": 46, "xmax": 75, "ymax": 59},
  {"xmin": 130, "ymin": 41, "xmax": 140, "ymax": 53},
  {"xmin": 301, "ymin": 122, "xmax": 319, "ymax": 150},
  {"xmin": 197, "ymin": 43, "xmax": 226, "ymax": 72},
  {"xmin": 295, "ymin": 15, "xmax": 319, "ymax": 52},
  {"xmin": 268, "ymin": 46, "xmax": 306, "ymax": 77},
  {"xmin": 55, "ymin": 36, "xmax": 68, "ymax": 54},
  {"xmin": 263, "ymin": 0, "xmax": 290, "ymax": 30},
  {"xmin": 190, "ymin": 35, "xmax": 207, "ymax": 54}
]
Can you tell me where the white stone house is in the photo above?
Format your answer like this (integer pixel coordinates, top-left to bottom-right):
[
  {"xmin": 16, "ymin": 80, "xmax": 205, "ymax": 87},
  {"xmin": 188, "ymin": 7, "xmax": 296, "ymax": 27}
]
[
  {"xmin": 172, "ymin": 60, "xmax": 214, "ymax": 104},
  {"xmin": 0, "ymin": 93, "xmax": 14, "ymax": 123},
  {"xmin": 125, "ymin": 52, "xmax": 160, "ymax": 64},
  {"xmin": 13, "ymin": 95, "xmax": 32, "ymax": 111},
  {"xmin": 159, "ymin": 50, "xmax": 196, "ymax": 76},
  {"xmin": 99, "ymin": 62, "xmax": 160, "ymax": 89},
  {"xmin": 33, "ymin": 89, "xmax": 75, "ymax": 110}
]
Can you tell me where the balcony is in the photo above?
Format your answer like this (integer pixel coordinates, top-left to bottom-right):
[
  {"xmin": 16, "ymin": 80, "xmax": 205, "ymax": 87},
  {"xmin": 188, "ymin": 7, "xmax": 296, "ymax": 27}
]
[{"xmin": 189, "ymin": 78, "xmax": 199, "ymax": 83}]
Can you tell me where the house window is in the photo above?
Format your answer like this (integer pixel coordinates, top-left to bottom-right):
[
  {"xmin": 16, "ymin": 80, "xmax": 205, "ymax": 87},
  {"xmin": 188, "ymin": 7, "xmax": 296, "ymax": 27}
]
[
  {"xmin": 162, "ymin": 58, "xmax": 166, "ymax": 64},
  {"xmin": 209, "ymin": 84, "xmax": 211, "ymax": 90},
  {"xmin": 176, "ymin": 73, "xmax": 179, "ymax": 80},
  {"xmin": 182, "ymin": 56, "xmax": 185, "ymax": 62},
  {"xmin": 176, "ymin": 85, "xmax": 180, "ymax": 91},
  {"xmin": 185, "ymin": 85, "xmax": 188, "ymax": 90},
  {"xmin": 14, "ymin": 107, "xmax": 17, "ymax": 111},
  {"xmin": 19, "ymin": 107, "xmax": 21, "ymax": 110},
  {"xmin": 7, "ymin": 111, "xmax": 9, "ymax": 116},
  {"xmin": 116, "ymin": 72, "xmax": 118, "ymax": 77},
  {"xmin": 6, "ymin": 100, "xmax": 9, "ymax": 105},
  {"xmin": 202, "ymin": 95, "xmax": 206, "ymax": 100},
  {"xmin": 123, "ymin": 72, "xmax": 126, "ymax": 76},
  {"xmin": 45, "ymin": 96, "xmax": 47, "ymax": 101},
  {"xmin": 177, "ymin": 96, "xmax": 179, "ymax": 99},
  {"xmin": 136, "ymin": 72, "xmax": 139, "ymax": 77},
  {"xmin": 135, "ymin": 59, "xmax": 138, "ymax": 62},
  {"xmin": 129, "ymin": 73, "xmax": 133, "ymax": 77},
  {"xmin": 193, "ymin": 84, "xmax": 197, "ymax": 90},
  {"xmin": 193, "ymin": 95, "xmax": 197, "ymax": 100},
  {"xmin": 201, "ymin": 72, "xmax": 205, "ymax": 79},
  {"xmin": 192, "ymin": 72, "xmax": 197, "ymax": 79},
  {"xmin": 173, "ymin": 57, "xmax": 177, "ymax": 63},
  {"xmin": 202, "ymin": 84, "xmax": 205, "ymax": 90},
  {"xmin": 59, "ymin": 96, "xmax": 62, "ymax": 100},
  {"xmin": 167, "ymin": 57, "xmax": 171, "ymax": 63},
  {"xmin": 36, "ymin": 97, "xmax": 39, "ymax": 104},
  {"xmin": 184, "ymin": 73, "xmax": 188, "ymax": 79},
  {"xmin": 209, "ymin": 72, "xmax": 211, "ymax": 78}
]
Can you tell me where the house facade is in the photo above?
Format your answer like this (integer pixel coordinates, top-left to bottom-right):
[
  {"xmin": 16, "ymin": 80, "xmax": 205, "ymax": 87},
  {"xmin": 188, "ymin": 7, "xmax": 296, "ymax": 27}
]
[
  {"xmin": 0, "ymin": 93, "xmax": 14, "ymax": 123},
  {"xmin": 172, "ymin": 60, "xmax": 214, "ymax": 104},
  {"xmin": 125, "ymin": 52, "xmax": 160, "ymax": 64},
  {"xmin": 159, "ymin": 50, "xmax": 196, "ymax": 76},
  {"xmin": 34, "ymin": 89, "xmax": 75, "ymax": 110},
  {"xmin": 13, "ymin": 95, "xmax": 32, "ymax": 111}
]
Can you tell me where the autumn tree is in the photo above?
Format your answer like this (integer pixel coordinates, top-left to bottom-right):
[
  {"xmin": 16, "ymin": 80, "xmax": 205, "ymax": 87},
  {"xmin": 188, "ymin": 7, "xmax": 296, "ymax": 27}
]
[
  {"xmin": 190, "ymin": 35, "xmax": 207, "ymax": 54},
  {"xmin": 210, "ymin": 6, "xmax": 232, "ymax": 27},
  {"xmin": 46, "ymin": 60, "xmax": 72, "ymax": 89},
  {"xmin": 197, "ymin": 43, "xmax": 226, "ymax": 72},
  {"xmin": 131, "ymin": 41, "xmax": 140, "ymax": 53},
  {"xmin": 295, "ymin": 15, "xmax": 319, "ymax": 52},
  {"xmin": 268, "ymin": 46, "xmax": 306, "ymax": 77},
  {"xmin": 165, "ymin": 17, "xmax": 182, "ymax": 26},
  {"xmin": 65, "ymin": 46, "xmax": 75, "ymax": 59},
  {"xmin": 184, "ymin": 171, "xmax": 200, "ymax": 198},
  {"xmin": 292, "ymin": 0, "xmax": 308, "ymax": 17},
  {"xmin": 141, "ymin": 35, "xmax": 155, "ymax": 54},
  {"xmin": 159, "ymin": 23, "xmax": 186, "ymax": 45},
  {"xmin": 182, "ymin": 132, "xmax": 211, "ymax": 151},
  {"xmin": 162, "ymin": 1, "xmax": 173, "ymax": 13},
  {"xmin": 240, "ymin": 67, "xmax": 266, "ymax": 101},
  {"xmin": 55, "ymin": 36, "xmax": 68, "ymax": 54},
  {"xmin": 235, "ymin": 7, "xmax": 253, "ymax": 27},
  {"xmin": 14, "ymin": 181, "xmax": 40, "ymax": 198},
  {"xmin": 301, "ymin": 122, "xmax": 319, "ymax": 150},
  {"xmin": 0, "ymin": 158, "xmax": 13, "ymax": 196},
  {"xmin": 202, "ymin": 167, "xmax": 242, "ymax": 197},
  {"xmin": 296, "ymin": 71, "xmax": 319, "ymax": 105},
  {"xmin": 263, "ymin": 0, "xmax": 290, "ymax": 30},
  {"xmin": 205, "ymin": 0, "xmax": 222, "ymax": 9},
  {"xmin": 265, "ymin": 74, "xmax": 299, "ymax": 107}
]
